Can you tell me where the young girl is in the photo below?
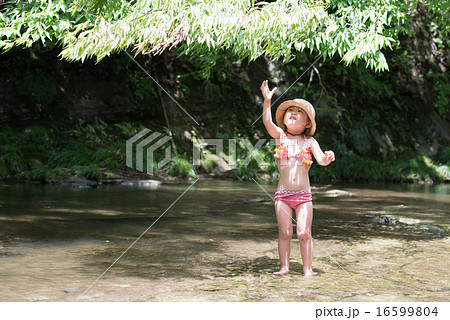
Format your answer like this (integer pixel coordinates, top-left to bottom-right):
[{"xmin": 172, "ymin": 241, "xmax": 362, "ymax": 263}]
[{"xmin": 260, "ymin": 80, "xmax": 335, "ymax": 276}]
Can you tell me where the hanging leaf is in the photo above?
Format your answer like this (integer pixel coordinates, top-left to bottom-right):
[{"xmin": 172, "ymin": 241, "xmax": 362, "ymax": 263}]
[{"xmin": 0, "ymin": 0, "xmax": 437, "ymax": 72}]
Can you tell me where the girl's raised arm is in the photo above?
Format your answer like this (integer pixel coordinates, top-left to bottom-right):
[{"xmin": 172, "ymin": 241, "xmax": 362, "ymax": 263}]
[
  {"xmin": 310, "ymin": 137, "xmax": 335, "ymax": 166},
  {"xmin": 260, "ymin": 80, "xmax": 283, "ymax": 139}
]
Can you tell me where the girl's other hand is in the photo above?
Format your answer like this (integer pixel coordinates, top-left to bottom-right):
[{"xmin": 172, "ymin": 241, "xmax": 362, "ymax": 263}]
[
  {"xmin": 260, "ymin": 80, "xmax": 277, "ymax": 101},
  {"xmin": 324, "ymin": 151, "xmax": 335, "ymax": 162}
]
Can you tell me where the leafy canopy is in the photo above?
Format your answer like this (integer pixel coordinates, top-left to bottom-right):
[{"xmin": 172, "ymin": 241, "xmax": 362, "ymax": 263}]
[{"xmin": 0, "ymin": 0, "xmax": 443, "ymax": 71}]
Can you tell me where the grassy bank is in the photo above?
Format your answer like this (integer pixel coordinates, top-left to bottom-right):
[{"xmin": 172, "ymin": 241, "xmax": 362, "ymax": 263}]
[{"xmin": 0, "ymin": 123, "xmax": 449, "ymax": 184}]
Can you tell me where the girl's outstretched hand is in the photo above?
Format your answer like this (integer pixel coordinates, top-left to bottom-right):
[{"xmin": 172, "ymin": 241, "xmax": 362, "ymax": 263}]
[
  {"xmin": 260, "ymin": 80, "xmax": 277, "ymax": 101},
  {"xmin": 324, "ymin": 151, "xmax": 335, "ymax": 162}
]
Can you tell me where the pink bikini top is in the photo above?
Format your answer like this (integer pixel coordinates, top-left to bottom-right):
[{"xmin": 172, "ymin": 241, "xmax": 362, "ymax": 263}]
[{"xmin": 274, "ymin": 136, "xmax": 313, "ymax": 166}]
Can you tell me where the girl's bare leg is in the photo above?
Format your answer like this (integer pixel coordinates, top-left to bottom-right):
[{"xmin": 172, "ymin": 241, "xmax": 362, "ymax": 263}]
[
  {"xmin": 274, "ymin": 201, "xmax": 293, "ymax": 276},
  {"xmin": 296, "ymin": 201, "xmax": 317, "ymax": 276}
]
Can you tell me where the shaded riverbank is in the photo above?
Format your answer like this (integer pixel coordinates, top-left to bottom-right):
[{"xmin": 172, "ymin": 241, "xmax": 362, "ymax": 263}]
[
  {"xmin": 0, "ymin": 181, "xmax": 448, "ymax": 301},
  {"xmin": 0, "ymin": 122, "xmax": 449, "ymax": 185}
]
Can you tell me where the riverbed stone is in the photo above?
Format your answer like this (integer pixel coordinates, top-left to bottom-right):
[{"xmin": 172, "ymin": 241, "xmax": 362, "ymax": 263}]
[
  {"xmin": 120, "ymin": 179, "xmax": 162, "ymax": 187},
  {"xmin": 323, "ymin": 189, "xmax": 352, "ymax": 197}
]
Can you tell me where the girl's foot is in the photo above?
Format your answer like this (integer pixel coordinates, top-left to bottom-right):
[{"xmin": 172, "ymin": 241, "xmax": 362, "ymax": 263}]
[
  {"xmin": 273, "ymin": 268, "xmax": 290, "ymax": 276},
  {"xmin": 303, "ymin": 270, "xmax": 318, "ymax": 276}
]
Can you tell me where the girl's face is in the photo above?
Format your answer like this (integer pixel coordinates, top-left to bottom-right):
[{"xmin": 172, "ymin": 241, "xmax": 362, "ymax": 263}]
[{"xmin": 284, "ymin": 106, "xmax": 311, "ymax": 131}]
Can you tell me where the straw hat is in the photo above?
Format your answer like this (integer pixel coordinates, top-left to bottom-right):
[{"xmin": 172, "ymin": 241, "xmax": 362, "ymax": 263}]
[{"xmin": 275, "ymin": 99, "xmax": 316, "ymax": 137}]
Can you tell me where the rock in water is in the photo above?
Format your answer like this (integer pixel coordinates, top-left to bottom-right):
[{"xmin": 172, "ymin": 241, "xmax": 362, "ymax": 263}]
[{"xmin": 323, "ymin": 189, "xmax": 352, "ymax": 198}]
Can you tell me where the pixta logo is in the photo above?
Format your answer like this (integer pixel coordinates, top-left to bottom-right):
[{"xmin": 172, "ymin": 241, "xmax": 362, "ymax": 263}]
[
  {"xmin": 126, "ymin": 129, "xmax": 172, "ymax": 174},
  {"xmin": 193, "ymin": 138, "xmax": 275, "ymax": 167},
  {"xmin": 126, "ymin": 128, "xmax": 279, "ymax": 175}
]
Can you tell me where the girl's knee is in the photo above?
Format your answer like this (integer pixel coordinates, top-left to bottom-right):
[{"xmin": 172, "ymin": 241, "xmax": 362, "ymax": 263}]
[
  {"xmin": 279, "ymin": 228, "xmax": 293, "ymax": 240},
  {"xmin": 297, "ymin": 230, "xmax": 310, "ymax": 242}
]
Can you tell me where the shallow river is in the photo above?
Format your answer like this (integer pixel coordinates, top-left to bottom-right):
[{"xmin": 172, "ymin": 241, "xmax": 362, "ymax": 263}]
[{"xmin": 0, "ymin": 180, "xmax": 448, "ymax": 301}]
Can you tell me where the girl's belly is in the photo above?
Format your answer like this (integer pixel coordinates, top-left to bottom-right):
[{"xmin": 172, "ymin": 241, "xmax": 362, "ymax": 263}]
[{"xmin": 276, "ymin": 159, "xmax": 311, "ymax": 191}]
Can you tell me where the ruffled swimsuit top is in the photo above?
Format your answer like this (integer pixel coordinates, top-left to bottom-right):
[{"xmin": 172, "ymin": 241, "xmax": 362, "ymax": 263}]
[{"xmin": 274, "ymin": 135, "xmax": 313, "ymax": 166}]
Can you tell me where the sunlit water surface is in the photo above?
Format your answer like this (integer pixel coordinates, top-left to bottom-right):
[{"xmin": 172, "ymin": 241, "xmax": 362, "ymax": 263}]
[{"xmin": 0, "ymin": 180, "xmax": 448, "ymax": 301}]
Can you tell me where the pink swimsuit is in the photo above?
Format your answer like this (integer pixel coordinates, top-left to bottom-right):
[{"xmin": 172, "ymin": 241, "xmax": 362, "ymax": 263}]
[
  {"xmin": 274, "ymin": 134, "xmax": 313, "ymax": 210},
  {"xmin": 274, "ymin": 187, "xmax": 312, "ymax": 210}
]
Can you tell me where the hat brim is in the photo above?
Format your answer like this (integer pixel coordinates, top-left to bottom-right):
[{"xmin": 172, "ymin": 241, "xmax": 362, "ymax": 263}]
[{"xmin": 275, "ymin": 99, "xmax": 316, "ymax": 136}]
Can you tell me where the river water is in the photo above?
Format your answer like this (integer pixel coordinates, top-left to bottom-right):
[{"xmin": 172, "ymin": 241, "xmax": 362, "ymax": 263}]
[{"xmin": 0, "ymin": 180, "xmax": 448, "ymax": 301}]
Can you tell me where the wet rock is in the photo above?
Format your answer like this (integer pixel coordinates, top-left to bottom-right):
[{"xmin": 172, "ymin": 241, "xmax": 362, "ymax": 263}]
[
  {"xmin": 376, "ymin": 215, "xmax": 420, "ymax": 226},
  {"xmin": 400, "ymin": 219, "xmax": 420, "ymax": 225},
  {"xmin": 372, "ymin": 214, "xmax": 447, "ymax": 236},
  {"xmin": 101, "ymin": 171, "xmax": 126, "ymax": 181},
  {"xmin": 120, "ymin": 180, "xmax": 162, "ymax": 188},
  {"xmin": 247, "ymin": 197, "xmax": 265, "ymax": 203},
  {"xmin": 418, "ymin": 225, "xmax": 446, "ymax": 235},
  {"xmin": 379, "ymin": 216, "xmax": 391, "ymax": 224},
  {"xmin": 323, "ymin": 189, "xmax": 352, "ymax": 197},
  {"xmin": 139, "ymin": 180, "xmax": 162, "ymax": 187}
]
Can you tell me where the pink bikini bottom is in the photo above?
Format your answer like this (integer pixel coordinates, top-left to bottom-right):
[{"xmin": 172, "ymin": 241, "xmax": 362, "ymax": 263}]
[{"xmin": 274, "ymin": 187, "xmax": 312, "ymax": 210}]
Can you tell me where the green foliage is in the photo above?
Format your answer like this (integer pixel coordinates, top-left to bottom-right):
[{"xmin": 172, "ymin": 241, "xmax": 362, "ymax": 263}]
[
  {"xmin": 0, "ymin": 126, "xmax": 56, "ymax": 176},
  {"xmin": 0, "ymin": 120, "xmax": 447, "ymax": 183},
  {"xmin": 419, "ymin": 0, "xmax": 450, "ymax": 35},
  {"xmin": 73, "ymin": 164, "xmax": 102, "ymax": 181},
  {"xmin": 326, "ymin": 0, "xmax": 407, "ymax": 71},
  {"xmin": 437, "ymin": 146, "xmax": 450, "ymax": 165},
  {"xmin": 114, "ymin": 122, "xmax": 146, "ymax": 137},
  {"xmin": 431, "ymin": 72, "xmax": 450, "ymax": 119},
  {"xmin": 22, "ymin": 125, "xmax": 54, "ymax": 148},
  {"xmin": 0, "ymin": 121, "xmax": 134, "ymax": 181},
  {"xmin": 168, "ymin": 157, "xmax": 196, "ymax": 178},
  {"xmin": 0, "ymin": 157, "xmax": 7, "ymax": 179},
  {"xmin": 48, "ymin": 140, "xmax": 93, "ymax": 167},
  {"xmin": 0, "ymin": 144, "xmax": 26, "ymax": 174},
  {"xmin": 0, "ymin": 0, "xmax": 88, "ymax": 51},
  {"xmin": 0, "ymin": 0, "xmax": 423, "ymax": 72},
  {"xmin": 69, "ymin": 119, "xmax": 110, "ymax": 146},
  {"xmin": 30, "ymin": 163, "xmax": 57, "ymax": 183},
  {"xmin": 132, "ymin": 75, "xmax": 158, "ymax": 100},
  {"xmin": 310, "ymin": 150, "xmax": 448, "ymax": 183},
  {"xmin": 389, "ymin": 154, "xmax": 445, "ymax": 182},
  {"xmin": 236, "ymin": 159, "xmax": 259, "ymax": 181}
]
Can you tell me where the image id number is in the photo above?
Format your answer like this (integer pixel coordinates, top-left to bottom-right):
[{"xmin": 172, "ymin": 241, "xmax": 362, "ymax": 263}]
[{"xmin": 377, "ymin": 307, "xmax": 438, "ymax": 317}]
